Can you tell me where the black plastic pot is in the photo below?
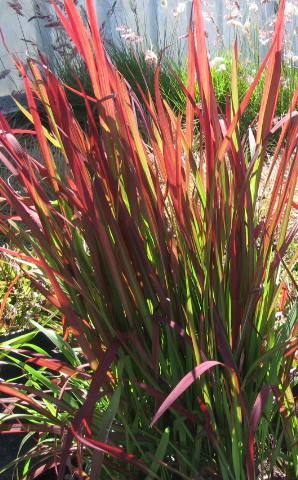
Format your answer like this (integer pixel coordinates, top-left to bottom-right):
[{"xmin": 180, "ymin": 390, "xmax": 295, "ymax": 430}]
[
  {"xmin": 34, "ymin": 468, "xmax": 58, "ymax": 480},
  {"xmin": 0, "ymin": 328, "xmax": 63, "ymax": 381},
  {"xmin": 0, "ymin": 328, "xmax": 66, "ymax": 479}
]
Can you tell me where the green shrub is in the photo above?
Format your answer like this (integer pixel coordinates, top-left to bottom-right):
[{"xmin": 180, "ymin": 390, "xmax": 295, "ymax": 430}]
[{"xmin": 57, "ymin": 43, "xmax": 298, "ymax": 136}]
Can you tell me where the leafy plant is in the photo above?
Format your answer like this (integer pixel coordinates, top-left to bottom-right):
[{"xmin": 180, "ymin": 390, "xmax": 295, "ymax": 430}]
[
  {"xmin": 0, "ymin": 253, "xmax": 48, "ymax": 333},
  {"xmin": 0, "ymin": 0, "xmax": 297, "ymax": 479}
]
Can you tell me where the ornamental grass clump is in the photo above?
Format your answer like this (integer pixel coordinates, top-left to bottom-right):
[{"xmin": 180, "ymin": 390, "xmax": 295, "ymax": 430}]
[{"xmin": 0, "ymin": 0, "xmax": 297, "ymax": 479}]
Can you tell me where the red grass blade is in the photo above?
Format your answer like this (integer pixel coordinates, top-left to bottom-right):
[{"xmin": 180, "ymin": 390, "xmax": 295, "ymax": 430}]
[
  {"xmin": 151, "ymin": 361, "xmax": 222, "ymax": 426},
  {"xmin": 58, "ymin": 340, "xmax": 120, "ymax": 479}
]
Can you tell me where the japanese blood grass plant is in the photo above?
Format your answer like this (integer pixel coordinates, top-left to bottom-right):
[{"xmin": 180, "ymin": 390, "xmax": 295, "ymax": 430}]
[{"xmin": 0, "ymin": 0, "xmax": 297, "ymax": 478}]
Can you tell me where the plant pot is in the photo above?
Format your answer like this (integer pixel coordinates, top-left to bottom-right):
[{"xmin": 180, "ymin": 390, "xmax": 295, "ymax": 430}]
[{"xmin": 34, "ymin": 468, "xmax": 58, "ymax": 480}]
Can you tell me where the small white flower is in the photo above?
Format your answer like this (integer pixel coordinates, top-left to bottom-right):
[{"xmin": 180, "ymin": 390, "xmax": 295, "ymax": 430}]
[
  {"xmin": 203, "ymin": 11, "xmax": 211, "ymax": 22},
  {"xmin": 145, "ymin": 49, "xmax": 158, "ymax": 66},
  {"xmin": 209, "ymin": 56, "xmax": 225, "ymax": 68},
  {"xmin": 244, "ymin": 19, "xmax": 251, "ymax": 32},
  {"xmin": 285, "ymin": 1, "xmax": 298, "ymax": 17},
  {"xmin": 173, "ymin": 1, "xmax": 186, "ymax": 16},
  {"xmin": 116, "ymin": 25, "xmax": 128, "ymax": 32},
  {"xmin": 274, "ymin": 311, "xmax": 287, "ymax": 330},
  {"xmin": 131, "ymin": 35, "xmax": 143, "ymax": 44},
  {"xmin": 177, "ymin": 1, "xmax": 186, "ymax": 12},
  {"xmin": 227, "ymin": 19, "xmax": 245, "ymax": 30},
  {"xmin": 249, "ymin": 3, "xmax": 258, "ymax": 12},
  {"xmin": 230, "ymin": 7, "xmax": 241, "ymax": 18},
  {"xmin": 118, "ymin": 26, "xmax": 143, "ymax": 44},
  {"xmin": 121, "ymin": 31, "xmax": 143, "ymax": 43},
  {"xmin": 285, "ymin": 51, "xmax": 298, "ymax": 63},
  {"xmin": 217, "ymin": 63, "xmax": 226, "ymax": 72},
  {"xmin": 121, "ymin": 32, "xmax": 134, "ymax": 40},
  {"xmin": 259, "ymin": 31, "xmax": 271, "ymax": 46}
]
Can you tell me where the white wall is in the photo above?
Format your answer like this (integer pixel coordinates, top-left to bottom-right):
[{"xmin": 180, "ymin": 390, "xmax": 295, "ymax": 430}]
[
  {"xmin": 0, "ymin": 0, "xmax": 54, "ymax": 95},
  {"xmin": 0, "ymin": 0, "xmax": 297, "ymax": 96}
]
